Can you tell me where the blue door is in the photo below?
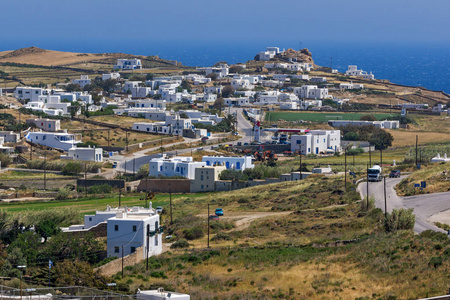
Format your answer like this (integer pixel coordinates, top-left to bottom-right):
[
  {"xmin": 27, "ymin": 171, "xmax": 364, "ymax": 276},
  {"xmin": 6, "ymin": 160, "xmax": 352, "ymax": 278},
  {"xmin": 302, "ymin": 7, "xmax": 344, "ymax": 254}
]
[
  {"xmin": 226, "ymin": 161, "xmax": 230, "ymax": 169},
  {"xmin": 315, "ymin": 147, "xmax": 319, "ymax": 154},
  {"xmin": 236, "ymin": 162, "xmax": 240, "ymax": 170}
]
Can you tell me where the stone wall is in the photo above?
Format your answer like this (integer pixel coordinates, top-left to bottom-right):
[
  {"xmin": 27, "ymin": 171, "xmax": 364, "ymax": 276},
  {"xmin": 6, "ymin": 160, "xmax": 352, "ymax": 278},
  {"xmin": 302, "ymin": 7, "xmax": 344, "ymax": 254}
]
[
  {"xmin": 77, "ymin": 179, "xmax": 125, "ymax": 189},
  {"xmin": 137, "ymin": 179, "xmax": 191, "ymax": 193},
  {"xmin": 95, "ymin": 246, "xmax": 144, "ymax": 277}
]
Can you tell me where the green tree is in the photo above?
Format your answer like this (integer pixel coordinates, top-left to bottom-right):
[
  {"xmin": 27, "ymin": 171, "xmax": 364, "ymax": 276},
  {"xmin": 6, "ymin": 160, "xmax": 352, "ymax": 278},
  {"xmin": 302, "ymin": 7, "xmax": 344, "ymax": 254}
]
[
  {"xmin": 62, "ymin": 162, "xmax": 82, "ymax": 175},
  {"xmin": 369, "ymin": 129, "xmax": 394, "ymax": 150},
  {"xmin": 221, "ymin": 85, "xmax": 234, "ymax": 98},
  {"xmin": 53, "ymin": 259, "xmax": 106, "ymax": 288},
  {"xmin": 36, "ymin": 219, "xmax": 61, "ymax": 243}
]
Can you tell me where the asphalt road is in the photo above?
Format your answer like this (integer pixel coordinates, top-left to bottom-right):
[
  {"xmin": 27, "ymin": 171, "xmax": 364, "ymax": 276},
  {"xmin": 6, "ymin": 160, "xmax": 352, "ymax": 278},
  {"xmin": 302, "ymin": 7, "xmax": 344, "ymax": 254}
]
[
  {"xmin": 358, "ymin": 176, "xmax": 449, "ymax": 233},
  {"xmin": 117, "ymin": 108, "xmax": 254, "ymax": 173}
]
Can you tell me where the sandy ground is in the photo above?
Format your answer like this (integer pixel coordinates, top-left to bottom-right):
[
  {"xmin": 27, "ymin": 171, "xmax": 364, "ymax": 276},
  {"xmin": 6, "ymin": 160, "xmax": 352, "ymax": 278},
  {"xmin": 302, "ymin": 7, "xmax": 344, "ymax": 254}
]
[{"xmin": 428, "ymin": 210, "xmax": 450, "ymax": 226}]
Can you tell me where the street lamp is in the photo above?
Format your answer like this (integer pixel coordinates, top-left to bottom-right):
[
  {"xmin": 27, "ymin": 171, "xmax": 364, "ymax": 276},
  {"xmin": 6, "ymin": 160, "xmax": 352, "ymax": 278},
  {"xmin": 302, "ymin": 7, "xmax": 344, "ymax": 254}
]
[{"xmin": 17, "ymin": 265, "xmax": 26, "ymax": 300}]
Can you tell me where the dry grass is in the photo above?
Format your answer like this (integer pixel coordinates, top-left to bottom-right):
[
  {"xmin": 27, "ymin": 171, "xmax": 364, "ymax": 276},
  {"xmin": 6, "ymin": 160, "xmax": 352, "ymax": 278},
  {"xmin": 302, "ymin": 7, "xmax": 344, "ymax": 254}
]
[
  {"xmin": 0, "ymin": 49, "xmax": 104, "ymax": 66},
  {"xmin": 388, "ymin": 129, "xmax": 450, "ymax": 147}
]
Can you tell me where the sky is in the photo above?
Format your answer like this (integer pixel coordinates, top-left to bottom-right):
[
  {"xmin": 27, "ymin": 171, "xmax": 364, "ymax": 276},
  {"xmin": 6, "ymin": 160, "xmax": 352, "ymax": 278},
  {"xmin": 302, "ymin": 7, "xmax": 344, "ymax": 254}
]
[{"xmin": 1, "ymin": 0, "xmax": 450, "ymax": 49}]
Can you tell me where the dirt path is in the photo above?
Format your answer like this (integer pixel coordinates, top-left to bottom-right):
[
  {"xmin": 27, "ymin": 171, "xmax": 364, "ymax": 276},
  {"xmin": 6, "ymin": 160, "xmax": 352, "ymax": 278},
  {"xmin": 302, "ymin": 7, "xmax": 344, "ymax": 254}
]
[{"xmin": 198, "ymin": 211, "xmax": 293, "ymax": 232}]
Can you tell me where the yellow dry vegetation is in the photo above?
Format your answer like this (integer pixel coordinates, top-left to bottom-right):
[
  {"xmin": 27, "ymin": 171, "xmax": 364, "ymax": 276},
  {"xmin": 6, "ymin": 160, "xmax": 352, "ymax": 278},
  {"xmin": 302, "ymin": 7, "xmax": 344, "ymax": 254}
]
[
  {"xmin": 0, "ymin": 49, "xmax": 103, "ymax": 66},
  {"xmin": 387, "ymin": 129, "xmax": 450, "ymax": 147}
]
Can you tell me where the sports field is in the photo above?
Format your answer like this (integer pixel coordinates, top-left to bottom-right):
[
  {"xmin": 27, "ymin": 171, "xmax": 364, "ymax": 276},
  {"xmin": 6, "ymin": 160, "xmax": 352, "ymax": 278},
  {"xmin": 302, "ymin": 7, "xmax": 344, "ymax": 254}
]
[{"xmin": 265, "ymin": 112, "xmax": 394, "ymax": 122}]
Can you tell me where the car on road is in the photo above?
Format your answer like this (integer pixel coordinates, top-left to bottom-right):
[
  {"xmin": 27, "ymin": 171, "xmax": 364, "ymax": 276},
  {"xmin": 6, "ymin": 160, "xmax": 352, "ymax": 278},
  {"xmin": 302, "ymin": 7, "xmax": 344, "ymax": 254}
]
[
  {"xmin": 201, "ymin": 136, "xmax": 209, "ymax": 142},
  {"xmin": 244, "ymin": 143, "xmax": 249, "ymax": 146},
  {"xmin": 215, "ymin": 208, "xmax": 224, "ymax": 216},
  {"xmin": 389, "ymin": 170, "xmax": 401, "ymax": 178},
  {"xmin": 156, "ymin": 206, "xmax": 163, "ymax": 213},
  {"xmin": 209, "ymin": 215, "xmax": 219, "ymax": 220}
]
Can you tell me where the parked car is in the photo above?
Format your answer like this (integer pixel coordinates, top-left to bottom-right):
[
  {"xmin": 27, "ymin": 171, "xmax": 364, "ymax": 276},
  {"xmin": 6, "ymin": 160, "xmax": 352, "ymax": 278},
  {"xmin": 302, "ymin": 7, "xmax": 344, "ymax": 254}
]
[
  {"xmin": 201, "ymin": 136, "xmax": 209, "ymax": 142},
  {"xmin": 389, "ymin": 170, "xmax": 401, "ymax": 178},
  {"xmin": 244, "ymin": 143, "xmax": 249, "ymax": 146},
  {"xmin": 237, "ymin": 142, "xmax": 242, "ymax": 146},
  {"xmin": 156, "ymin": 206, "xmax": 163, "ymax": 213},
  {"xmin": 215, "ymin": 208, "xmax": 224, "ymax": 216},
  {"xmin": 209, "ymin": 215, "xmax": 219, "ymax": 220}
]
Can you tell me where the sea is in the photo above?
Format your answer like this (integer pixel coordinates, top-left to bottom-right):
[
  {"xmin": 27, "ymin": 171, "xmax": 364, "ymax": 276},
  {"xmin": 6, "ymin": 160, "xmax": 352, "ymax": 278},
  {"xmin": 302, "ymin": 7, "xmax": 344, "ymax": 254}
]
[{"xmin": 3, "ymin": 39, "xmax": 450, "ymax": 93}]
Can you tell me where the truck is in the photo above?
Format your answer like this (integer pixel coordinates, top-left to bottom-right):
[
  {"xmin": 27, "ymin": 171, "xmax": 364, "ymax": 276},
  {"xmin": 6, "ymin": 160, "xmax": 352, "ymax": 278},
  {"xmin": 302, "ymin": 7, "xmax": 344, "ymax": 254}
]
[{"xmin": 368, "ymin": 165, "xmax": 383, "ymax": 182}]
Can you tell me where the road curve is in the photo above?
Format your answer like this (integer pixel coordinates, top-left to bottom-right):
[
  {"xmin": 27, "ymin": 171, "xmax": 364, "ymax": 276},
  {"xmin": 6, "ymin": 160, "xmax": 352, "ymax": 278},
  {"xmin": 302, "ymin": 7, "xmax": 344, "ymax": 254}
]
[{"xmin": 358, "ymin": 177, "xmax": 448, "ymax": 234}]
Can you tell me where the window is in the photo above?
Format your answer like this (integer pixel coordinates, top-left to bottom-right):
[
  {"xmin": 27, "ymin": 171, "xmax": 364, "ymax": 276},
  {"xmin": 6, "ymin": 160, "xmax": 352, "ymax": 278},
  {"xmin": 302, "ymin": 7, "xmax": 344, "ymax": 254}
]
[
  {"xmin": 201, "ymin": 175, "xmax": 203, "ymax": 180},
  {"xmin": 131, "ymin": 246, "xmax": 136, "ymax": 253},
  {"xmin": 201, "ymin": 185, "xmax": 204, "ymax": 189},
  {"xmin": 155, "ymin": 236, "xmax": 158, "ymax": 246},
  {"xmin": 296, "ymin": 140, "xmax": 301, "ymax": 144},
  {"xmin": 114, "ymin": 225, "xmax": 119, "ymax": 231},
  {"xmin": 114, "ymin": 246, "xmax": 119, "ymax": 253},
  {"xmin": 89, "ymin": 217, "xmax": 92, "ymax": 221},
  {"xmin": 132, "ymin": 225, "xmax": 137, "ymax": 232}
]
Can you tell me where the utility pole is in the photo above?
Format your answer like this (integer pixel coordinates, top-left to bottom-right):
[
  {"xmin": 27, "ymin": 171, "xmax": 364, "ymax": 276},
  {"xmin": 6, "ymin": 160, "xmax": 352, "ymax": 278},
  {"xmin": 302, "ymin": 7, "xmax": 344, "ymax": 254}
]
[
  {"xmin": 108, "ymin": 129, "xmax": 110, "ymax": 147},
  {"xmin": 30, "ymin": 144, "xmax": 33, "ymax": 160},
  {"xmin": 43, "ymin": 152, "xmax": 47, "ymax": 190},
  {"xmin": 207, "ymin": 203, "xmax": 210, "ymax": 248},
  {"xmin": 84, "ymin": 163, "xmax": 87, "ymax": 198},
  {"xmin": 160, "ymin": 136, "xmax": 163, "ymax": 154},
  {"xmin": 415, "ymin": 135, "xmax": 418, "ymax": 167},
  {"xmin": 121, "ymin": 245, "xmax": 124, "ymax": 279},
  {"xmin": 299, "ymin": 151, "xmax": 302, "ymax": 180},
  {"xmin": 119, "ymin": 188, "xmax": 122, "ymax": 207},
  {"xmin": 344, "ymin": 148, "xmax": 347, "ymax": 191},
  {"xmin": 366, "ymin": 164, "xmax": 369, "ymax": 210},
  {"xmin": 126, "ymin": 129, "xmax": 129, "ymax": 153},
  {"xmin": 146, "ymin": 225, "xmax": 149, "ymax": 271},
  {"xmin": 133, "ymin": 157, "xmax": 136, "ymax": 176},
  {"xmin": 369, "ymin": 145, "xmax": 372, "ymax": 166},
  {"xmin": 384, "ymin": 176, "xmax": 387, "ymax": 224},
  {"xmin": 380, "ymin": 148, "xmax": 383, "ymax": 167},
  {"xmin": 169, "ymin": 184, "xmax": 173, "ymax": 224}
]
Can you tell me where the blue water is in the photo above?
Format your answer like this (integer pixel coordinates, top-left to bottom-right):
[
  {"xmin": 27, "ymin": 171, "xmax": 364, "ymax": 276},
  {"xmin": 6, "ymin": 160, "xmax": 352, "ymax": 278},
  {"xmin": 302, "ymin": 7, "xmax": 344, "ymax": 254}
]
[{"xmin": 2, "ymin": 39, "xmax": 450, "ymax": 92}]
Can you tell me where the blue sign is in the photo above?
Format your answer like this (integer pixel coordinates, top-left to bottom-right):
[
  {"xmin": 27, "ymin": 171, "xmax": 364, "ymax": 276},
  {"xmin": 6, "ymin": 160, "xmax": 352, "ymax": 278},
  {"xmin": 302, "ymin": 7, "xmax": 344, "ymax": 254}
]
[
  {"xmin": 349, "ymin": 171, "xmax": 355, "ymax": 176},
  {"xmin": 421, "ymin": 181, "xmax": 427, "ymax": 188},
  {"xmin": 417, "ymin": 164, "xmax": 421, "ymax": 169},
  {"xmin": 414, "ymin": 183, "xmax": 420, "ymax": 188}
]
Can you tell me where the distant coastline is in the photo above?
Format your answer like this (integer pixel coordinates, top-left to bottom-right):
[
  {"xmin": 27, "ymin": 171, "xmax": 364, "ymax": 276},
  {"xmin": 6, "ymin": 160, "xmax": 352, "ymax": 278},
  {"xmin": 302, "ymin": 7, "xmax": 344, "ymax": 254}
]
[{"xmin": 1, "ymin": 40, "xmax": 449, "ymax": 92}]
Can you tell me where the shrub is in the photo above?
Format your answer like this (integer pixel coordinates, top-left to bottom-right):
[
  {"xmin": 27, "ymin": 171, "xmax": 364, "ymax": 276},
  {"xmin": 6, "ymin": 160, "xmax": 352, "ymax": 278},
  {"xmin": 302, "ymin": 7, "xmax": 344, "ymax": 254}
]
[
  {"xmin": 211, "ymin": 232, "xmax": 232, "ymax": 241},
  {"xmin": 56, "ymin": 187, "xmax": 70, "ymax": 200},
  {"xmin": 61, "ymin": 162, "xmax": 82, "ymax": 175},
  {"xmin": 385, "ymin": 208, "xmax": 415, "ymax": 232},
  {"xmin": 0, "ymin": 154, "xmax": 12, "ymax": 168},
  {"xmin": 88, "ymin": 184, "xmax": 112, "ymax": 194},
  {"xmin": 429, "ymin": 256, "xmax": 443, "ymax": 268},
  {"xmin": 360, "ymin": 196, "xmax": 375, "ymax": 211},
  {"xmin": 183, "ymin": 227, "xmax": 204, "ymax": 240},
  {"xmin": 170, "ymin": 239, "xmax": 190, "ymax": 249}
]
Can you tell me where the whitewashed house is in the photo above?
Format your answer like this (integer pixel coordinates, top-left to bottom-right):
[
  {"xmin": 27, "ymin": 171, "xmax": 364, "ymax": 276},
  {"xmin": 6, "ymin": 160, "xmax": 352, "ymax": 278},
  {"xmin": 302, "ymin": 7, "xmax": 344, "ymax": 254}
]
[
  {"xmin": 345, "ymin": 65, "xmax": 375, "ymax": 80},
  {"xmin": 132, "ymin": 87, "xmax": 152, "ymax": 98},
  {"xmin": 197, "ymin": 64, "xmax": 229, "ymax": 78},
  {"xmin": 61, "ymin": 146, "xmax": 103, "ymax": 162},
  {"xmin": 72, "ymin": 75, "xmax": 91, "ymax": 88},
  {"xmin": 294, "ymin": 85, "xmax": 329, "ymax": 99},
  {"xmin": 204, "ymin": 86, "xmax": 223, "ymax": 94},
  {"xmin": 0, "ymin": 131, "xmax": 20, "ymax": 143},
  {"xmin": 339, "ymin": 82, "xmax": 364, "ymax": 90},
  {"xmin": 190, "ymin": 165, "xmax": 226, "ymax": 193},
  {"xmin": 291, "ymin": 130, "xmax": 341, "ymax": 154},
  {"xmin": 123, "ymin": 81, "xmax": 142, "ymax": 93},
  {"xmin": 202, "ymin": 156, "xmax": 254, "ymax": 171},
  {"xmin": 25, "ymin": 130, "xmax": 82, "ymax": 151},
  {"xmin": 102, "ymin": 73, "xmax": 121, "ymax": 81},
  {"xmin": 114, "ymin": 58, "xmax": 142, "ymax": 70},
  {"xmin": 107, "ymin": 207, "xmax": 162, "ymax": 259},
  {"xmin": 224, "ymin": 97, "xmax": 251, "ymax": 107},
  {"xmin": 14, "ymin": 87, "xmax": 47, "ymax": 102},
  {"xmin": 149, "ymin": 156, "xmax": 206, "ymax": 179}
]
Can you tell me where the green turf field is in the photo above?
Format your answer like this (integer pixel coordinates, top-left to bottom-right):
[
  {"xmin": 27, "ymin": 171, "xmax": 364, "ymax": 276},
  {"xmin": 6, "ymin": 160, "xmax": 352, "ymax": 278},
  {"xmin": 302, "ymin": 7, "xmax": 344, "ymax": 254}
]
[{"xmin": 265, "ymin": 112, "xmax": 395, "ymax": 122}]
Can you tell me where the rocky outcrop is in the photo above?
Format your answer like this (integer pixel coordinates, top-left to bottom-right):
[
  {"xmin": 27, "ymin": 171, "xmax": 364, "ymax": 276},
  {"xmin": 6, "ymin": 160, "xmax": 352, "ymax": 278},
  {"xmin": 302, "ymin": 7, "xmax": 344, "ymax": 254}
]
[{"xmin": 278, "ymin": 48, "xmax": 314, "ymax": 64}]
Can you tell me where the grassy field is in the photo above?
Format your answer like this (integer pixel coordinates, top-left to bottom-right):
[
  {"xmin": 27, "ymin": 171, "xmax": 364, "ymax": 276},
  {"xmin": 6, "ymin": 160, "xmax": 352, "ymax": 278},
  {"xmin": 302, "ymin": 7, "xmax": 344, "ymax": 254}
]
[
  {"xmin": 265, "ymin": 111, "xmax": 395, "ymax": 122},
  {"xmin": 397, "ymin": 161, "xmax": 450, "ymax": 195}
]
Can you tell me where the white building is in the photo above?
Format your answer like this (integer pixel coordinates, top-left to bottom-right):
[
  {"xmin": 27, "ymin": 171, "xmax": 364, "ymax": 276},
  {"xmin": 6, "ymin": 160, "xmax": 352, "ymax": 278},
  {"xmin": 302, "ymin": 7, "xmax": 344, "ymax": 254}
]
[
  {"xmin": 294, "ymin": 85, "xmax": 329, "ymax": 99},
  {"xmin": 345, "ymin": 65, "xmax": 375, "ymax": 80},
  {"xmin": 224, "ymin": 97, "xmax": 251, "ymax": 107},
  {"xmin": 72, "ymin": 75, "xmax": 91, "ymax": 88},
  {"xmin": 0, "ymin": 131, "xmax": 20, "ymax": 143},
  {"xmin": 328, "ymin": 120, "xmax": 400, "ymax": 129},
  {"xmin": 114, "ymin": 58, "xmax": 142, "ymax": 70},
  {"xmin": 339, "ymin": 82, "xmax": 364, "ymax": 90},
  {"xmin": 102, "ymin": 73, "xmax": 121, "ymax": 81},
  {"xmin": 431, "ymin": 153, "xmax": 450, "ymax": 163},
  {"xmin": 107, "ymin": 207, "xmax": 162, "ymax": 259},
  {"xmin": 400, "ymin": 103, "xmax": 429, "ymax": 110},
  {"xmin": 231, "ymin": 79, "xmax": 253, "ymax": 90},
  {"xmin": 310, "ymin": 77, "xmax": 327, "ymax": 83},
  {"xmin": 61, "ymin": 146, "xmax": 103, "ymax": 162},
  {"xmin": 149, "ymin": 156, "xmax": 206, "ymax": 179},
  {"xmin": 204, "ymin": 86, "xmax": 223, "ymax": 94},
  {"xmin": 280, "ymin": 101, "xmax": 298, "ymax": 110},
  {"xmin": 132, "ymin": 87, "xmax": 153, "ymax": 98},
  {"xmin": 137, "ymin": 289, "xmax": 190, "ymax": 300},
  {"xmin": 202, "ymin": 156, "xmax": 254, "ymax": 171},
  {"xmin": 197, "ymin": 64, "xmax": 229, "ymax": 78},
  {"xmin": 126, "ymin": 99, "xmax": 166, "ymax": 110},
  {"xmin": 14, "ymin": 87, "xmax": 47, "ymax": 102},
  {"xmin": 26, "ymin": 118, "xmax": 60, "ymax": 132},
  {"xmin": 25, "ymin": 130, "xmax": 82, "ymax": 151},
  {"xmin": 123, "ymin": 81, "xmax": 142, "ymax": 93},
  {"xmin": 291, "ymin": 130, "xmax": 341, "ymax": 154}
]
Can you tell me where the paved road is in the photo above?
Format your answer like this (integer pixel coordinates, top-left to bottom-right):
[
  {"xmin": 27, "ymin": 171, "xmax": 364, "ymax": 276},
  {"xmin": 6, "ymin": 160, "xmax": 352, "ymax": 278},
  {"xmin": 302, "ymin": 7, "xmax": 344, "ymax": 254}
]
[
  {"xmin": 358, "ymin": 177, "xmax": 449, "ymax": 233},
  {"xmin": 117, "ymin": 108, "xmax": 254, "ymax": 173}
]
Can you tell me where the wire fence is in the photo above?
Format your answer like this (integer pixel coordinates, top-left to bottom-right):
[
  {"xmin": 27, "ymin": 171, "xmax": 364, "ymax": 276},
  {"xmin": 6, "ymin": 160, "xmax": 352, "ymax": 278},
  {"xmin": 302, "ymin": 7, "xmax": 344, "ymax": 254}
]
[{"xmin": 0, "ymin": 285, "xmax": 134, "ymax": 300}]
